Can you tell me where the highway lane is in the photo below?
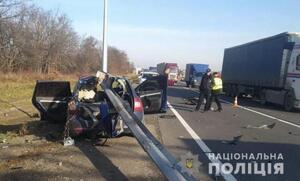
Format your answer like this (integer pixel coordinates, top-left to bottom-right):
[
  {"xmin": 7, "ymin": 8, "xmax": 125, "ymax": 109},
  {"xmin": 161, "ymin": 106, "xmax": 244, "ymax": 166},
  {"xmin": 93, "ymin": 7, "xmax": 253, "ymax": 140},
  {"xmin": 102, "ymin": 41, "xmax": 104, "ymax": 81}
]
[{"xmin": 159, "ymin": 85, "xmax": 300, "ymax": 181}]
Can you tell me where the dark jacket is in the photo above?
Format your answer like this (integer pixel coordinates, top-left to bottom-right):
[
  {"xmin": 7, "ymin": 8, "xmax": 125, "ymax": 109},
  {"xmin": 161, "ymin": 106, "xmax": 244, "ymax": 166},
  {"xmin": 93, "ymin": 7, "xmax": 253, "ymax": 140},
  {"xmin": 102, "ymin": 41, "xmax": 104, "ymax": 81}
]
[
  {"xmin": 157, "ymin": 74, "xmax": 168, "ymax": 90},
  {"xmin": 199, "ymin": 73, "xmax": 211, "ymax": 91}
]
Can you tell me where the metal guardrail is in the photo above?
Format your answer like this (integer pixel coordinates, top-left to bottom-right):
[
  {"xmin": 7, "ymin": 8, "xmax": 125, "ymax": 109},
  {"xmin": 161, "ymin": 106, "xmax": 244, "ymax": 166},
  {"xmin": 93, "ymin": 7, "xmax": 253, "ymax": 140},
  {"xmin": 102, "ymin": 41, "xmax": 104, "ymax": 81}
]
[{"xmin": 104, "ymin": 87, "xmax": 196, "ymax": 181}]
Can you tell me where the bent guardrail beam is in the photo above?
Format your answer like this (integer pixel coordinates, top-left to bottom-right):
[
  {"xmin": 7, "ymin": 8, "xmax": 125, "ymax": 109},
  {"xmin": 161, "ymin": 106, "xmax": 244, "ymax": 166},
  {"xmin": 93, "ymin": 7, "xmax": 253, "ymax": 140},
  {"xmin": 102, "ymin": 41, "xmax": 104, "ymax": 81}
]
[{"xmin": 104, "ymin": 87, "xmax": 196, "ymax": 181}]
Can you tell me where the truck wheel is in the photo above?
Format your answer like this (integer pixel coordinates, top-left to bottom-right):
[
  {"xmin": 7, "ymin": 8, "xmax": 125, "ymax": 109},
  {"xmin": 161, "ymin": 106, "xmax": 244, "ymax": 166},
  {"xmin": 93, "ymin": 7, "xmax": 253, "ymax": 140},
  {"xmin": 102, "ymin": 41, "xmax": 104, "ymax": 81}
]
[
  {"xmin": 224, "ymin": 84, "xmax": 232, "ymax": 97},
  {"xmin": 284, "ymin": 91, "xmax": 294, "ymax": 111},
  {"xmin": 225, "ymin": 91, "xmax": 230, "ymax": 97},
  {"xmin": 186, "ymin": 82, "xmax": 190, "ymax": 87},
  {"xmin": 259, "ymin": 90, "xmax": 267, "ymax": 105},
  {"xmin": 191, "ymin": 83, "xmax": 195, "ymax": 88}
]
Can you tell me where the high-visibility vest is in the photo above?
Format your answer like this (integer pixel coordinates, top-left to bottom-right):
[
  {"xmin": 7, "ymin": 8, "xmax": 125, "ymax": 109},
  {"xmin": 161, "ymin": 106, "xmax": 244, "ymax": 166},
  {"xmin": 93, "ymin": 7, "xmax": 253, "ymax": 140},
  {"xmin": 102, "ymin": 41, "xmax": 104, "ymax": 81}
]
[{"xmin": 212, "ymin": 77, "xmax": 223, "ymax": 90}]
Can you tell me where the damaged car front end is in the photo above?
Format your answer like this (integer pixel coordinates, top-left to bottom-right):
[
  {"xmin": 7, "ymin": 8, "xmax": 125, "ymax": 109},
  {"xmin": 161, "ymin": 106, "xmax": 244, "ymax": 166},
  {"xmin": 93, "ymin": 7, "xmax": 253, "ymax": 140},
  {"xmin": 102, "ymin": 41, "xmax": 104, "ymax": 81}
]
[
  {"xmin": 32, "ymin": 72, "xmax": 145, "ymax": 139},
  {"xmin": 31, "ymin": 71, "xmax": 196, "ymax": 180}
]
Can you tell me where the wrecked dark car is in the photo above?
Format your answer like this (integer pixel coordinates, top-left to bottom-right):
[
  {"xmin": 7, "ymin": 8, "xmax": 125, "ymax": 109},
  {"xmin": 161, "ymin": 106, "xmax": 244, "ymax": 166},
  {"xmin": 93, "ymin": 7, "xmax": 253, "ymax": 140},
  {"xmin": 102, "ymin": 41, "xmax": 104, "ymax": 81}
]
[{"xmin": 32, "ymin": 72, "xmax": 164, "ymax": 139}]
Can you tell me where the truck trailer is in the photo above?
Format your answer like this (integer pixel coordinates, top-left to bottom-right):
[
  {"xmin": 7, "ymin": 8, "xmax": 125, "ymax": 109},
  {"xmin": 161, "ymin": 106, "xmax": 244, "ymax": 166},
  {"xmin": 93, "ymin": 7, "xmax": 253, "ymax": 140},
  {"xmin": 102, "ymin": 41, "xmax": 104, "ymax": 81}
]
[
  {"xmin": 222, "ymin": 32, "xmax": 300, "ymax": 110},
  {"xmin": 184, "ymin": 63, "xmax": 209, "ymax": 87}
]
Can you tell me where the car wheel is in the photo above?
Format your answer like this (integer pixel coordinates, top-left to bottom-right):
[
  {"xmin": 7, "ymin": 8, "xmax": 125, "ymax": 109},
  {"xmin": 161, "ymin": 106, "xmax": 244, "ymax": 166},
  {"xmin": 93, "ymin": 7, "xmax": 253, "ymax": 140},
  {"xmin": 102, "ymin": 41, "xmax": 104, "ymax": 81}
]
[{"xmin": 284, "ymin": 90, "xmax": 294, "ymax": 111}]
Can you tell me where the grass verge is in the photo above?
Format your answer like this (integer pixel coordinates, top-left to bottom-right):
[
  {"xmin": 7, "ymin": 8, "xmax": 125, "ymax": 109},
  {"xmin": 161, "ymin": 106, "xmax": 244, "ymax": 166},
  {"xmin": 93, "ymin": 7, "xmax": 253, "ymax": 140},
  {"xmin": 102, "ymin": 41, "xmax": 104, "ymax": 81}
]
[{"xmin": 0, "ymin": 73, "xmax": 78, "ymax": 110}]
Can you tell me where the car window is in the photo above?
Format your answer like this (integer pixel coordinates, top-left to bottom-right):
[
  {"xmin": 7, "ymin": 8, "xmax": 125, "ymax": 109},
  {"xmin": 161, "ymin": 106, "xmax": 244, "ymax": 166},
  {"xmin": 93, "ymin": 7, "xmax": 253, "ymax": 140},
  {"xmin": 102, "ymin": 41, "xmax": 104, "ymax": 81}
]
[
  {"xmin": 142, "ymin": 74, "xmax": 150, "ymax": 79},
  {"xmin": 142, "ymin": 73, "xmax": 158, "ymax": 79},
  {"xmin": 137, "ymin": 79, "xmax": 160, "ymax": 91},
  {"xmin": 194, "ymin": 72, "xmax": 203, "ymax": 77},
  {"xmin": 112, "ymin": 80, "xmax": 121, "ymax": 89},
  {"xmin": 111, "ymin": 78, "xmax": 129, "ymax": 96},
  {"xmin": 297, "ymin": 55, "xmax": 300, "ymax": 71}
]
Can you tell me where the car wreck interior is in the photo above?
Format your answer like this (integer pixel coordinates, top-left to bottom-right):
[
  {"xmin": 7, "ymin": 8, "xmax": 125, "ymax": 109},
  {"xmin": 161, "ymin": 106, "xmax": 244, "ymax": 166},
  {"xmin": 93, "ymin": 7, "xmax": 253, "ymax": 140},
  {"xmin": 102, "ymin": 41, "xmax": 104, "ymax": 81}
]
[{"xmin": 32, "ymin": 74, "xmax": 137, "ymax": 142}]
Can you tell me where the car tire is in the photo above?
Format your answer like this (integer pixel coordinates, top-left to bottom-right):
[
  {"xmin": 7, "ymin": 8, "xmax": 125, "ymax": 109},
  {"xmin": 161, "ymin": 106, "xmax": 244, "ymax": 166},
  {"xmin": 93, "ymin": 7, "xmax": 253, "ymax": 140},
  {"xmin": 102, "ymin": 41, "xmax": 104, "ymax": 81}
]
[{"xmin": 284, "ymin": 90, "xmax": 295, "ymax": 111}]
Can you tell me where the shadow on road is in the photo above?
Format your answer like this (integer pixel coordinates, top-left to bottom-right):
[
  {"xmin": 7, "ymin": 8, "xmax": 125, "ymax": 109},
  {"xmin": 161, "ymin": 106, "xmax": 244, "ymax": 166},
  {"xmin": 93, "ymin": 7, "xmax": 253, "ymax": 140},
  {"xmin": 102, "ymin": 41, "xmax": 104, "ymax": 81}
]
[
  {"xmin": 220, "ymin": 95, "xmax": 300, "ymax": 113},
  {"xmin": 171, "ymin": 104, "xmax": 194, "ymax": 112},
  {"xmin": 0, "ymin": 120, "xmax": 129, "ymax": 180},
  {"xmin": 168, "ymin": 86, "xmax": 198, "ymax": 99},
  {"xmin": 76, "ymin": 142, "xmax": 128, "ymax": 180},
  {"xmin": 168, "ymin": 86, "xmax": 300, "ymax": 113}
]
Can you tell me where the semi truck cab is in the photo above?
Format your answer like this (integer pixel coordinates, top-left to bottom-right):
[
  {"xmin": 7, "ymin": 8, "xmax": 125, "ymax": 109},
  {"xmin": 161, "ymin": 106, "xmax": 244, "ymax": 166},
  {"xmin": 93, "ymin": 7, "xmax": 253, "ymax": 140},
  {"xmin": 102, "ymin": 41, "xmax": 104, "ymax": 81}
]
[{"xmin": 287, "ymin": 41, "xmax": 300, "ymax": 108}]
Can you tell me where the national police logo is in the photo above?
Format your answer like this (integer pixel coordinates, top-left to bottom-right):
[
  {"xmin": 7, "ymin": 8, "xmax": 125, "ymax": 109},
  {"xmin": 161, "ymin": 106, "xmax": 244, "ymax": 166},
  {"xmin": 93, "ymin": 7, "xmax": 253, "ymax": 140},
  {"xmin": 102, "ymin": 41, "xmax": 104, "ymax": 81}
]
[
  {"xmin": 179, "ymin": 152, "xmax": 201, "ymax": 176},
  {"xmin": 186, "ymin": 158, "xmax": 194, "ymax": 169}
]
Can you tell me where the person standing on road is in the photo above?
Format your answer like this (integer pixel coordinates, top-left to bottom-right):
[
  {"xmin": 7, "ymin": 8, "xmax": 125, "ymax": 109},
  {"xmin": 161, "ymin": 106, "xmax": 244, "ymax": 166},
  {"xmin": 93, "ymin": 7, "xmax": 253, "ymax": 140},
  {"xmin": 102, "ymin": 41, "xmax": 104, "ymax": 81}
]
[
  {"xmin": 194, "ymin": 68, "xmax": 212, "ymax": 112},
  {"xmin": 206, "ymin": 72, "xmax": 223, "ymax": 112},
  {"xmin": 158, "ymin": 68, "xmax": 170, "ymax": 113}
]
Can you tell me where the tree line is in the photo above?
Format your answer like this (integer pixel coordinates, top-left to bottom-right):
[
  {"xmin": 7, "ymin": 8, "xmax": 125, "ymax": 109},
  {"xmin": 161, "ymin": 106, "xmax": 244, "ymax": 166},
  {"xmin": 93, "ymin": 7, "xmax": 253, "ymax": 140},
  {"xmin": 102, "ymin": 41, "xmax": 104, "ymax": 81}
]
[{"xmin": 0, "ymin": 0, "xmax": 134, "ymax": 74}]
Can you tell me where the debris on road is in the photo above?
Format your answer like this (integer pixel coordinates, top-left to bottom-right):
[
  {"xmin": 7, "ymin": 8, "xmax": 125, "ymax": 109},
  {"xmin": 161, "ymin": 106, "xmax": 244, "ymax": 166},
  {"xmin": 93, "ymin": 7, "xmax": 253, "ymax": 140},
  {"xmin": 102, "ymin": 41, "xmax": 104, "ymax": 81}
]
[
  {"xmin": 63, "ymin": 137, "xmax": 74, "ymax": 146},
  {"xmin": 18, "ymin": 123, "xmax": 29, "ymax": 136},
  {"xmin": 222, "ymin": 135, "xmax": 243, "ymax": 145},
  {"xmin": 183, "ymin": 97, "xmax": 198, "ymax": 105},
  {"xmin": 159, "ymin": 115, "xmax": 176, "ymax": 119},
  {"xmin": 288, "ymin": 132, "xmax": 300, "ymax": 136},
  {"xmin": 243, "ymin": 123, "xmax": 276, "ymax": 130},
  {"xmin": 0, "ymin": 134, "xmax": 7, "ymax": 143}
]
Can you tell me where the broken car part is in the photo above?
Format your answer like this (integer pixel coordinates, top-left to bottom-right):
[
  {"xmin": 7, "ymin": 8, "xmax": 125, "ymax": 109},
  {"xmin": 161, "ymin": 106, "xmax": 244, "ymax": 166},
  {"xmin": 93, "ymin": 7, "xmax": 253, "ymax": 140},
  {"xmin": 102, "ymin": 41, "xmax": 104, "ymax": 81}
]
[{"xmin": 103, "ymin": 85, "xmax": 196, "ymax": 181}]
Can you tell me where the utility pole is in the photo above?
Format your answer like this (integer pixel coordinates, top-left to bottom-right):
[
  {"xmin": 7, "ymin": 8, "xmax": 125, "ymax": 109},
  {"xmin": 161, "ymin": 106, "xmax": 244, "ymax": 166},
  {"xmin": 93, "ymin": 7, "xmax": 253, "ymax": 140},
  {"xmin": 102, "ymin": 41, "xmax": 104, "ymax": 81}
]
[{"xmin": 102, "ymin": 0, "xmax": 108, "ymax": 72}]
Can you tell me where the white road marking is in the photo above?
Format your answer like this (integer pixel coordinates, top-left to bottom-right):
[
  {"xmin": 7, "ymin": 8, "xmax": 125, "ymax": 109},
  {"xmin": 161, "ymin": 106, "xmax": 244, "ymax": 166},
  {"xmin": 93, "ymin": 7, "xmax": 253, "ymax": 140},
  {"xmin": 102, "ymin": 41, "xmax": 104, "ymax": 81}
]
[
  {"xmin": 168, "ymin": 102, "xmax": 237, "ymax": 181},
  {"xmin": 186, "ymin": 88, "xmax": 300, "ymax": 129},
  {"xmin": 220, "ymin": 99, "xmax": 300, "ymax": 129},
  {"xmin": 184, "ymin": 86, "xmax": 300, "ymax": 128}
]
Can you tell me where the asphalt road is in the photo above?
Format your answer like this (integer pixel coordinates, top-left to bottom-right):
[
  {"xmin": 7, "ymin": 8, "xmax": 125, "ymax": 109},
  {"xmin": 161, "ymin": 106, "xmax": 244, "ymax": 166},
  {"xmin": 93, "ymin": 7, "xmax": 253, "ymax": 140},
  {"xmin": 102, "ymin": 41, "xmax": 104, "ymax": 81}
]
[{"xmin": 159, "ymin": 83, "xmax": 300, "ymax": 181}]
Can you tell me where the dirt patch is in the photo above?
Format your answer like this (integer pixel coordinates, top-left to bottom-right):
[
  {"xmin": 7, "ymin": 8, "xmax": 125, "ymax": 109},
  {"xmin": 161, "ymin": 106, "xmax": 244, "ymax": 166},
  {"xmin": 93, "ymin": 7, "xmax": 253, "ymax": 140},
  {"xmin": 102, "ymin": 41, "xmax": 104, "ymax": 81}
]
[{"xmin": 0, "ymin": 114, "xmax": 164, "ymax": 180}]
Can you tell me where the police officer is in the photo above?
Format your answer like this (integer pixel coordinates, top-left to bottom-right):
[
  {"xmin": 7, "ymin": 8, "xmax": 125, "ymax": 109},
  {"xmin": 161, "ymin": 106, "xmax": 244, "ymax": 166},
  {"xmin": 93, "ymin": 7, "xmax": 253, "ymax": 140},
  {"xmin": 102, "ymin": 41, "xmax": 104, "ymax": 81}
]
[
  {"xmin": 206, "ymin": 72, "xmax": 223, "ymax": 112},
  {"xmin": 194, "ymin": 68, "xmax": 212, "ymax": 112}
]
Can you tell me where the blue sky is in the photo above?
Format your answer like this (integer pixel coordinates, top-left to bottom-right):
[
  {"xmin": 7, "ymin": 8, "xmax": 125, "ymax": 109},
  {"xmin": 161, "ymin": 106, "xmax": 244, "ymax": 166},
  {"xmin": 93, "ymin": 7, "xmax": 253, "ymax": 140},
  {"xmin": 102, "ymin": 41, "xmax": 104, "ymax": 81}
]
[{"xmin": 33, "ymin": 0, "xmax": 300, "ymax": 70}]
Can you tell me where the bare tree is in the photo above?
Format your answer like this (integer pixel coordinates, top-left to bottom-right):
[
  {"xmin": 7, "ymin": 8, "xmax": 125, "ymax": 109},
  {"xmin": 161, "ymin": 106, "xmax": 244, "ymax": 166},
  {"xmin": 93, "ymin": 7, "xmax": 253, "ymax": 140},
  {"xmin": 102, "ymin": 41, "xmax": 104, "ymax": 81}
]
[
  {"xmin": 0, "ymin": 1, "xmax": 135, "ymax": 74},
  {"xmin": 75, "ymin": 36, "xmax": 101, "ymax": 73},
  {"xmin": 0, "ymin": 0, "xmax": 23, "ymax": 20}
]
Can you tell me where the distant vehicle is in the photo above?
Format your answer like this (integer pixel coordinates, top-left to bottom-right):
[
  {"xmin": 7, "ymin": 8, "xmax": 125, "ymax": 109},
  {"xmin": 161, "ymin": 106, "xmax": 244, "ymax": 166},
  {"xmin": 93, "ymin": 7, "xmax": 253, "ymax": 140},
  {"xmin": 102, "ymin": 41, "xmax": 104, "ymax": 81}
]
[
  {"xmin": 135, "ymin": 67, "xmax": 142, "ymax": 75},
  {"xmin": 184, "ymin": 63, "xmax": 209, "ymax": 87},
  {"xmin": 32, "ymin": 73, "xmax": 164, "ymax": 138},
  {"xmin": 157, "ymin": 62, "xmax": 179, "ymax": 86},
  {"xmin": 222, "ymin": 32, "xmax": 300, "ymax": 111},
  {"xmin": 149, "ymin": 66, "xmax": 157, "ymax": 72},
  {"xmin": 177, "ymin": 68, "xmax": 185, "ymax": 81},
  {"xmin": 138, "ymin": 71, "xmax": 159, "ymax": 84}
]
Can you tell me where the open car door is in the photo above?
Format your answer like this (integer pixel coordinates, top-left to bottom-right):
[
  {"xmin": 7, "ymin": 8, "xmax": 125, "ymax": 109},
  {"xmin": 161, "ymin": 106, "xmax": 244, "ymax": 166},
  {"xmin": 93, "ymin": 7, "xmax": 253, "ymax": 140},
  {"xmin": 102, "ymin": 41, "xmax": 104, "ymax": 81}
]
[
  {"xmin": 135, "ymin": 76, "xmax": 162, "ymax": 113},
  {"xmin": 32, "ymin": 81, "xmax": 72, "ymax": 122}
]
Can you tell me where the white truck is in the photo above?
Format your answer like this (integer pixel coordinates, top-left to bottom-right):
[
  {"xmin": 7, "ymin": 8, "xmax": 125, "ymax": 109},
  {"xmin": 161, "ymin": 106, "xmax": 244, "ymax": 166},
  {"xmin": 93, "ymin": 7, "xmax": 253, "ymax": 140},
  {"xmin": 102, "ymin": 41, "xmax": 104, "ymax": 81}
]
[{"xmin": 222, "ymin": 32, "xmax": 300, "ymax": 110}]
